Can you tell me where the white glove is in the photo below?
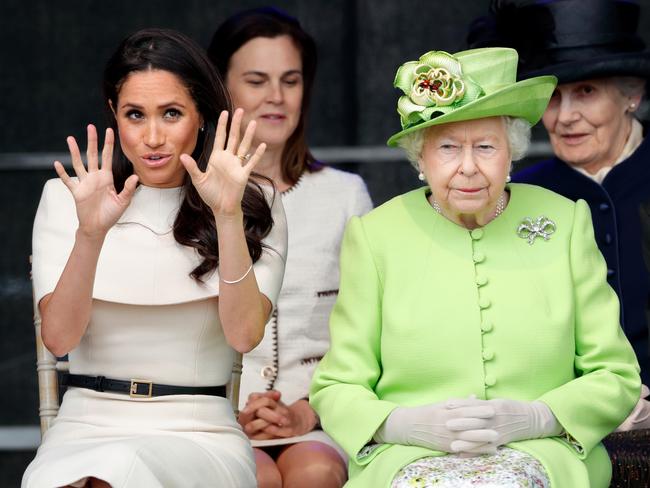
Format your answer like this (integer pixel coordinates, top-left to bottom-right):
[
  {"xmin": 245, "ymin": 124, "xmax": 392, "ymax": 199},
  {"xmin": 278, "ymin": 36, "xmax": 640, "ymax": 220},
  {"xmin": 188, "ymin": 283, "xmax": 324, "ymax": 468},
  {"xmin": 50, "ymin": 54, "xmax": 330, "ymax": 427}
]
[
  {"xmin": 449, "ymin": 398, "xmax": 562, "ymax": 454},
  {"xmin": 374, "ymin": 399, "xmax": 498, "ymax": 453},
  {"xmin": 616, "ymin": 384, "xmax": 650, "ymax": 432}
]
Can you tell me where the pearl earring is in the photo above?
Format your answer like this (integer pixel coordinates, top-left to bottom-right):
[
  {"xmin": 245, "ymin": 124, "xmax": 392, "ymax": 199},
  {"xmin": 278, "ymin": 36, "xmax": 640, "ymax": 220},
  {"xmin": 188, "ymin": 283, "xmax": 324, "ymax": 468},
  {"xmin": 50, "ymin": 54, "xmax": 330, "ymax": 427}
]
[
  {"xmin": 506, "ymin": 174, "xmax": 512, "ymax": 183},
  {"xmin": 418, "ymin": 172, "xmax": 425, "ymax": 181},
  {"xmin": 629, "ymin": 103, "xmax": 637, "ymax": 111}
]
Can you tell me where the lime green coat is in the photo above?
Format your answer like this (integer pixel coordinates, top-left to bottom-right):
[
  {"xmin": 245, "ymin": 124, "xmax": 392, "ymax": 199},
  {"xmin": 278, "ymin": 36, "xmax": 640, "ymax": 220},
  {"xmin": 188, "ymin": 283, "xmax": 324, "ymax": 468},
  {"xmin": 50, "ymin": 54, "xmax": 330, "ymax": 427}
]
[{"xmin": 310, "ymin": 184, "xmax": 640, "ymax": 487}]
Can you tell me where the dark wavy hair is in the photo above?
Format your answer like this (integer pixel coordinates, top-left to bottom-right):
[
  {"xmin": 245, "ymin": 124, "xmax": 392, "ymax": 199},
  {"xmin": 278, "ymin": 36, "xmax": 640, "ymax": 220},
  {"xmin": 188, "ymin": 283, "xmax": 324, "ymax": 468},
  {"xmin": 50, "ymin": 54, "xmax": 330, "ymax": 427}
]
[
  {"xmin": 103, "ymin": 28, "xmax": 274, "ymax": 281},
  {"xmin": 207, "ymin": 7, "xmax": 321, "ymax": 185}
]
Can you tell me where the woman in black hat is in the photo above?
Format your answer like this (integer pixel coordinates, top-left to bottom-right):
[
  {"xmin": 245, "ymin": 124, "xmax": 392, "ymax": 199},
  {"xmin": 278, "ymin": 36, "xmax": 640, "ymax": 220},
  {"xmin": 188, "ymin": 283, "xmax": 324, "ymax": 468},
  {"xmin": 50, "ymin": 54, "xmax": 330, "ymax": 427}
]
[{"xmin": 469, "ymin": 0, "xmax": 650, "ymax": 430}]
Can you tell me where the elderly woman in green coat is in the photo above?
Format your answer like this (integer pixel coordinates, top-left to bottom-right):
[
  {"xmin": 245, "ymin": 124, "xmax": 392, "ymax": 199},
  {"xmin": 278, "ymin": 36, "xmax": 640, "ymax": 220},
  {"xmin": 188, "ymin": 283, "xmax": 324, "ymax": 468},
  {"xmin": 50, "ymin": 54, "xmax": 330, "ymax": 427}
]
[{"xmin": 310, "ymin": 47, "xmax": 641, "ymax": 488}]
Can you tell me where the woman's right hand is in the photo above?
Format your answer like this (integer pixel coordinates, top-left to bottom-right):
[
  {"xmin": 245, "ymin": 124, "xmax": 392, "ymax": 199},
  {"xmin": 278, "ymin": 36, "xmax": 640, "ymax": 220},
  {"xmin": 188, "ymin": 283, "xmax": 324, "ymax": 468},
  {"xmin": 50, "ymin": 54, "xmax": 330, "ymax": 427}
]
[
  {"xmin": 54, "ymin": 124, "xmax": 139, "ymax": 239},
  {"xmin": 374, "ymin": 399, "xmax": 498, "ymax": 454}
]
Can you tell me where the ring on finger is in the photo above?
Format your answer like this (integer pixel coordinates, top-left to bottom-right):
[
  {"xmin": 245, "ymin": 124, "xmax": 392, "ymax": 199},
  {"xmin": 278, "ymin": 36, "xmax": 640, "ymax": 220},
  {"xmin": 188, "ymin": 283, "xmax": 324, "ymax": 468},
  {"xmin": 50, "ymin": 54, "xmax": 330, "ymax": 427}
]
[{"xmin": 237, "ymin": 153, "xmax": 252, "ymax": 163}]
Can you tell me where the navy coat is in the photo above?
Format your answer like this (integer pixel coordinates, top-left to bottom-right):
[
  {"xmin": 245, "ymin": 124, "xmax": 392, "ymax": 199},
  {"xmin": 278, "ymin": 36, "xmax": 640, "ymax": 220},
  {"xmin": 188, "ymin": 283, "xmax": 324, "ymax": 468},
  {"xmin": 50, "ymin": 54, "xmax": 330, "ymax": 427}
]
[{"xmin": 513, "ymin": 136, "xmax": 650, "ymax": 384}]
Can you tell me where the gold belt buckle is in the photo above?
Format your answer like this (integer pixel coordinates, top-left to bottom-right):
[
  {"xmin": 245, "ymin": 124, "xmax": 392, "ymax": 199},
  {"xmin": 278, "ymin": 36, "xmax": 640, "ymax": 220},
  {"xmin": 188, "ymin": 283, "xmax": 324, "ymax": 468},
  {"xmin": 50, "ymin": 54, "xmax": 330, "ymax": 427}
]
[{"xmin": 130, "ymin": 379, "xmax": 153, "ymax": 398}]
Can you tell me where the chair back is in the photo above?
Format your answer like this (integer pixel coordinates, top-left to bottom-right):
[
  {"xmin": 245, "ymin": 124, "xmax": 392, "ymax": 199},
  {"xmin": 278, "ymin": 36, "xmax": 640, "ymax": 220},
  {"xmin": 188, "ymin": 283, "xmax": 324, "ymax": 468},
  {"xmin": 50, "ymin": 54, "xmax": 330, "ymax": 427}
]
[
  {"xmin": 31, "ymin": 256, "xmax": 62, "ymax": 437},
  {"xmin": 227, "ymin": 351, "xmax": 243, "ymax": 415}
]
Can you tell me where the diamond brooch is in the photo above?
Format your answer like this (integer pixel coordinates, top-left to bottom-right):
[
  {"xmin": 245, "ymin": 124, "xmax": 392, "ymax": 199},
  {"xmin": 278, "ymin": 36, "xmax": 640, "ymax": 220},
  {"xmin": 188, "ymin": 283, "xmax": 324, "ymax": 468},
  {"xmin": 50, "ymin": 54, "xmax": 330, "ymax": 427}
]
[{"xmin": 517, "ymin": 216, "xmax": 556, "ymax": 245}]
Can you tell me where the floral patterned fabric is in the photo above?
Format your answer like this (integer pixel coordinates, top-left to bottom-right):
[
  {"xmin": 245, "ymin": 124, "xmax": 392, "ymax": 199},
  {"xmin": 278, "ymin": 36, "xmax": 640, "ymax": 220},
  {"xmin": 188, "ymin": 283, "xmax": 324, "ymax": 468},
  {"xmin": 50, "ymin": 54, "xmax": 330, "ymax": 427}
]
[{"xmin": 391, "ymin": 447, "xmax": 549, "ymax": 488}]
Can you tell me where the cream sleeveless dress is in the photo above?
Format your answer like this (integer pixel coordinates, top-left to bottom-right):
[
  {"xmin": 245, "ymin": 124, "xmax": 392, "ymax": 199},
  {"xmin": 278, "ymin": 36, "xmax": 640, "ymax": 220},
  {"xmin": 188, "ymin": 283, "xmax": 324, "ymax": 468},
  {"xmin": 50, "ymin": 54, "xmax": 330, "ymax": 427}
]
[{"xmin": 23, "ymin": 180, "xmax": 287, "ymax": 488}]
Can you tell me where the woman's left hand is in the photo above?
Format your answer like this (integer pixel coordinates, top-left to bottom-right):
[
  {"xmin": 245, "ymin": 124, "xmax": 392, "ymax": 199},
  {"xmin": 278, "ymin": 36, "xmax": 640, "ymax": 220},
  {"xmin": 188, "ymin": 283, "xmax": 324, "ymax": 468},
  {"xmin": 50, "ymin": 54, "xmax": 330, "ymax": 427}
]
[
  {"xmin": 180, "ymin": 109, "xmax": 266, "ymax": 217},
  {"xmin": 239, "ymin": 391, "xmax": 318, "ymax": 440}
]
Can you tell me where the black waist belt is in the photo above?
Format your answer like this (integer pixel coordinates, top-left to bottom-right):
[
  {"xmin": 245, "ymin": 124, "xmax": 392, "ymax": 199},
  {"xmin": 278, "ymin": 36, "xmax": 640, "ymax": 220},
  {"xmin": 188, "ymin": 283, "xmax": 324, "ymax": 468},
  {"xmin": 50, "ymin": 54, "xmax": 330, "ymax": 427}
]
[{"xmin": 62, "ymin": 373, "xmax": 227, "ymax": 398}]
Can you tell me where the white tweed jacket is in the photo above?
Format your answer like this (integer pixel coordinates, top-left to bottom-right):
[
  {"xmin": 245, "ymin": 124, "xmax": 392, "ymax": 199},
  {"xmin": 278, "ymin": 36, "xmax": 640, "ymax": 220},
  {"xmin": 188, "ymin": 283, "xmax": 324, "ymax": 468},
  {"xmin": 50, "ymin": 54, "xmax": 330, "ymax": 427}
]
[{"xmin": 240, "ymin": 166, "xmax": 373, "ymax": 407}]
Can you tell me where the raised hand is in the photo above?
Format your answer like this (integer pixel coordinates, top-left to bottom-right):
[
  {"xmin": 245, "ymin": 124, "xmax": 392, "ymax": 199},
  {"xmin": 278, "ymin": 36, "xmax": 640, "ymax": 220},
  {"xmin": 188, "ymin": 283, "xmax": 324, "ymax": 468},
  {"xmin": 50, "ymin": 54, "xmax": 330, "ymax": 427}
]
[
  {"xmin": 180, "ymin": 109, "xmax": 266, "ymax": 217},
  {"xmin": 55, "ymin": 124, "xmax": 139, "ymax": 238}
]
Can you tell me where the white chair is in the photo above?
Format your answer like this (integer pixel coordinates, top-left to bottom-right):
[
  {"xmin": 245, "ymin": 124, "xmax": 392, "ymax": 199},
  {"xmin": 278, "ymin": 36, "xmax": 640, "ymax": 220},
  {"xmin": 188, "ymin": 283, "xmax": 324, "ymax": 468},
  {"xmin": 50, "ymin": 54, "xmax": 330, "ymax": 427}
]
[{"xmin": 32, "ymin": 279, "xmax": 66, "ymax": 436}]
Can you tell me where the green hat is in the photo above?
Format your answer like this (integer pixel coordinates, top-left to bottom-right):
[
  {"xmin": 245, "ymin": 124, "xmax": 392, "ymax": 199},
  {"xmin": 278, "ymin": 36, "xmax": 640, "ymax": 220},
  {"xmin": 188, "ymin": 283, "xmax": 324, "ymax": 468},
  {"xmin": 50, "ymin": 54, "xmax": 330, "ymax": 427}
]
[{"xmin": 387, "ymin": 47, "xmax": 557, "ymax": 147}]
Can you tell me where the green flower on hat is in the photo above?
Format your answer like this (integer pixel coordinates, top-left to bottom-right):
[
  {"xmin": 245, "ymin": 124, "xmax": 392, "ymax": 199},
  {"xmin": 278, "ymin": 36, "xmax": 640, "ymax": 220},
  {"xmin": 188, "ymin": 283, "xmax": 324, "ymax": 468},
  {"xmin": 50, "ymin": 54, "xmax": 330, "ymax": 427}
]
[{"xmin": 395, "ymin": 51, "xmax": 484, "ymax": 130}]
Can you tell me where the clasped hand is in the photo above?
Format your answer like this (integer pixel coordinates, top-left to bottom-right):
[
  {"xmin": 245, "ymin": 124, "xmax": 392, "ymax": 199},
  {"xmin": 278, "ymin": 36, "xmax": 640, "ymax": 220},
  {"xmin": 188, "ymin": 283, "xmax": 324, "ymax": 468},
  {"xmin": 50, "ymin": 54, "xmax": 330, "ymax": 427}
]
[
  {"xmin": 376, "ymin": 397, "xmax": 560, "ymax": 455},
  {"xmin": 238, "ymin": 391, "xmax": 318, "ymax": 440}
]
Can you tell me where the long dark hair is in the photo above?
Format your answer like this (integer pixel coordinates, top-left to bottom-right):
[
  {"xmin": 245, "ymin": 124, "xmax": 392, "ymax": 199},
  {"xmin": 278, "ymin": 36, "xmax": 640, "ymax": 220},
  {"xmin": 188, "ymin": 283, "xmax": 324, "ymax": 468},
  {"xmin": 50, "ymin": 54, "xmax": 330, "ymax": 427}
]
[
  {"xmin": 104, "ymin": 28, "xmax": 274, "ymax": 280},
  {"xmin": 207, "ymin": 7, "xmax": 320, "ymax": 185}
]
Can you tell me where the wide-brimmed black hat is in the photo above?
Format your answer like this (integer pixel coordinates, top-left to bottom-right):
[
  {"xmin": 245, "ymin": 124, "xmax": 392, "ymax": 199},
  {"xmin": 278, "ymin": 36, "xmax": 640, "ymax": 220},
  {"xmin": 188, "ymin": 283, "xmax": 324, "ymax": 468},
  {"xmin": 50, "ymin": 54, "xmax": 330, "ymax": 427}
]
[{"xmin": 467, "ymin": 0, "xmax": 650, "ymax": 83}]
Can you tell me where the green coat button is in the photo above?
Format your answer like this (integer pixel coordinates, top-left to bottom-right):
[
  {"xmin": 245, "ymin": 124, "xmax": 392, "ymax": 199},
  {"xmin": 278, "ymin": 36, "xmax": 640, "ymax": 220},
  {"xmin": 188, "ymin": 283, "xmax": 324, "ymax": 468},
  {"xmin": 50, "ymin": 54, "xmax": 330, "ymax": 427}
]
[
  {"xmin": 481, "ymin": 321, "xmax": 493, "ymax": 332},
  {"xmin": 471, "ymin": 228, "xmax": 484, "ymax": 240}
]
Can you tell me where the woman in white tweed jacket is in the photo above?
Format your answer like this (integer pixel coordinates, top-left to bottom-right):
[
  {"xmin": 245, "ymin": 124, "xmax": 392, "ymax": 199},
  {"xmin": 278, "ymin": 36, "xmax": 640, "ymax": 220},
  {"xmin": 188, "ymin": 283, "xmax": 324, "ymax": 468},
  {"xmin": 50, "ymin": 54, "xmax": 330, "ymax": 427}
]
[{"xmin": 208, "ymin": 7, "xmax": 373, "ymax": 488}]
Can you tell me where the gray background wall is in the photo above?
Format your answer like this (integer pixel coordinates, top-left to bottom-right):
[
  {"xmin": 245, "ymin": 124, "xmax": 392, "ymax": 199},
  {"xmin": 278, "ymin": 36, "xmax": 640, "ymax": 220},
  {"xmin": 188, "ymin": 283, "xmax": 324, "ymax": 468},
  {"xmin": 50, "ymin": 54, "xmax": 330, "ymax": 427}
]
[
  {"xmin": 2, "ymin": 0, "xmax": 650, "ymax": 484},
  {"xmin": 1, "ymin": 1, "xmax": 496, "ymax": 152}
]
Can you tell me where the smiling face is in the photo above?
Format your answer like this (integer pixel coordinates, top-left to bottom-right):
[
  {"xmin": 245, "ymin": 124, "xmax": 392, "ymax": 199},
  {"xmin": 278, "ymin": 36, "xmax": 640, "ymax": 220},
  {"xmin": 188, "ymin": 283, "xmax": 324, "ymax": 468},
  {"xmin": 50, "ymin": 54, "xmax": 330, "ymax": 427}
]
[
  {"xmin": 113, "ymin": 69, "xmax": 203, "ymax": 188},
  {"xmin": 420, "ymin": 117, "xmax": 511, "ymax": 227},
  {"xmin": 225, "ymin": 35, "xmax": 303, "ymax": 151},
  {"xmin": 542, "ymin": 78, "xmax": 637, "ymax": 174}
]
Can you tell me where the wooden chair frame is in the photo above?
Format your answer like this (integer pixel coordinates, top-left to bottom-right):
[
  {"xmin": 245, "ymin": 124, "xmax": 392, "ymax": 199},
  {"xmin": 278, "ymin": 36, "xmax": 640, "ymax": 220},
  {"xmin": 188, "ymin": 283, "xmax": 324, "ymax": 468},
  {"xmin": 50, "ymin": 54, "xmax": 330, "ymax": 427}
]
[{"xmin": 33, "ymin": 289, "xmax": 63, "ymax": 436}]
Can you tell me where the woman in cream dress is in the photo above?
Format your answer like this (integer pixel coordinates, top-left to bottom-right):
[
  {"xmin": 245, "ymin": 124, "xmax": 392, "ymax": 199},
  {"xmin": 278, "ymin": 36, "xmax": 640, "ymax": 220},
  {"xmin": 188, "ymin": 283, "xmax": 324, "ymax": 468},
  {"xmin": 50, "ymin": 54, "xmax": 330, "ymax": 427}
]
[{"xmin": 23, "ymin": 28, "xmax": 287, "ymax": 488}]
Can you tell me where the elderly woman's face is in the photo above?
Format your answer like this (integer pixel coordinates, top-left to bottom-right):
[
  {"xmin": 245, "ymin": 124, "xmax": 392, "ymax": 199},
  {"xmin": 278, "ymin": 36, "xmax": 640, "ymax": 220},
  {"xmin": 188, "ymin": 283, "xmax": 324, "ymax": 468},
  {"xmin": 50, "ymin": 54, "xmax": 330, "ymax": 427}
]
[
  {"xmin": 542, "ymin": 78, "xmax": 637, "ymax": 172},
  {"xmin": 420, "ymin": 117, "xmax": 511, "ymax": 222}
]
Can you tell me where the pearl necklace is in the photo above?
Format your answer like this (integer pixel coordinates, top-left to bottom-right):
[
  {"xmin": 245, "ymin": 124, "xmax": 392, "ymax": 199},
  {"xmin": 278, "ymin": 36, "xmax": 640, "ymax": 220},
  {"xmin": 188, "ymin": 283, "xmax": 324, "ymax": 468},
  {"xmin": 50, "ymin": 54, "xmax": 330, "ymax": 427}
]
[
  {"xmin": 432, "ymin": 193, "xmax": 507, "ymax": 219},
  {"xmin": 494, "ymin": 193, "xmax": 506, "ymax": 217}
]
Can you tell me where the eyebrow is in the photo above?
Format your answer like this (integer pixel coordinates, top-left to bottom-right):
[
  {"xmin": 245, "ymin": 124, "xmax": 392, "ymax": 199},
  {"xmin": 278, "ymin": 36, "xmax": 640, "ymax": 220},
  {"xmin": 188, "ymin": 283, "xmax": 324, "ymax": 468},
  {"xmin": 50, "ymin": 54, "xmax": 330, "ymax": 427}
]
[
  {"xmin": 242, "ymin": 70, "xmax": 303, "ymax": 77},
  {"xmin": 435, "ymin": 133, "xmax": 501, "ymax": 142},
  {"xmin": 120, "ymin": 101, "xmax": 187, "ymax": 110}
]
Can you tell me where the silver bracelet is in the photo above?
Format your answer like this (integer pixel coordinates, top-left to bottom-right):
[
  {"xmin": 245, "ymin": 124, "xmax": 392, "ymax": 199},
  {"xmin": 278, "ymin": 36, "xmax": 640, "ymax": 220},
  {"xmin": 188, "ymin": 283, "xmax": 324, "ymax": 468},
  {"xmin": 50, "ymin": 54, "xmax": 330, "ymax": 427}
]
[{"xmin": 220, "ymin": 263, "xmax": 253, "ymax": 284}]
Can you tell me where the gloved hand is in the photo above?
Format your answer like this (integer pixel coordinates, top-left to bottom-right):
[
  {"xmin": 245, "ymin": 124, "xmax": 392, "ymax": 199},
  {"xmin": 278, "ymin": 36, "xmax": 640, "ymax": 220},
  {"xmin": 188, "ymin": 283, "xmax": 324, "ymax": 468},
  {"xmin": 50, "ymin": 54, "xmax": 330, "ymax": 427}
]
[
  {"xmin": 616, "ymin": 384, "xmax": 650, "ymax": 431},
  {"xmin": 374, "ymin": 399, "xmax": 498, "ymax": 453},
  {"xmin": 448, "ymin": 398, "xmax": 562, "ymax": 454}
]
